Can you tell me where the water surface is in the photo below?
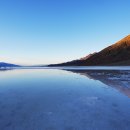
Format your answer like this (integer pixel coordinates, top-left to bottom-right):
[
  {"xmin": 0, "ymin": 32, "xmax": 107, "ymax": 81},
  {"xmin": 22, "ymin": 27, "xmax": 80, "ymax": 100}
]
[{"xmin": 0, "ymin": 69, "xmax": 130, "ymax": 130}]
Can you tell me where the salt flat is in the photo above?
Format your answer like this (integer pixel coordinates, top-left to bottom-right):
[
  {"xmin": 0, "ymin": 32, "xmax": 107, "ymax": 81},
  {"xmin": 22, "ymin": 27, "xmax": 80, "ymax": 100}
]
[{"xmin": 0, "ymin": 68, "xmax": 130, "ymax": 130}]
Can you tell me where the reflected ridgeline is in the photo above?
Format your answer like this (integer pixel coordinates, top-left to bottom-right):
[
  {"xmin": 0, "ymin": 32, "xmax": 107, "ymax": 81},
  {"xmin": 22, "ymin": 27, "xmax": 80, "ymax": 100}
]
[{"xmin": 66, "ymin": 70, "xmax": 130, "ymax": 98}]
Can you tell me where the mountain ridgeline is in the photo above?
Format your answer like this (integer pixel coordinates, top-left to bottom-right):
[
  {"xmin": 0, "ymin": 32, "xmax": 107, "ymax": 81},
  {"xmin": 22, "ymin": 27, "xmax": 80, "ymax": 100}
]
[
  {"xmin": 49, "ymin": 35, "xmax": 130, "ymax": 66},
  {"xmin": 0, "ymin": 62, "xmax": 20, "ymax": 68}
]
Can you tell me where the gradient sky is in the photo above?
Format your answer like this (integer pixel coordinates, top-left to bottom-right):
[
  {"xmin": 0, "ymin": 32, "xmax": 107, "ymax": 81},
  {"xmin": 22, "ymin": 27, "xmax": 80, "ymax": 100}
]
[{"xmin": 0, "ymin": 0, "xmax": 130, "ymax": 65}]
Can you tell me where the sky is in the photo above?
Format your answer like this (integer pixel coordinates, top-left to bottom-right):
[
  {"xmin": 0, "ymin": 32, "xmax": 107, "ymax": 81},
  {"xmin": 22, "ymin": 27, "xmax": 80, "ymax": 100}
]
[{"xmin": 0, "ymin": 0, "xmax": 130, "ymax": 65}]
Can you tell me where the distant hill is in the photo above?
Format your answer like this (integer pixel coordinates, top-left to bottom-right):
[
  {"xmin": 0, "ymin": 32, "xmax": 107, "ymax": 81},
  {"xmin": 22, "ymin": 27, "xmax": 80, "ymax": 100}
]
[
  {"xmin": 49, "ymin": 35, "xmax": 130, "ymax": 66},
  {"xmin": 0, "ymin": 62, "xmax": 20, "ymax": 68}
]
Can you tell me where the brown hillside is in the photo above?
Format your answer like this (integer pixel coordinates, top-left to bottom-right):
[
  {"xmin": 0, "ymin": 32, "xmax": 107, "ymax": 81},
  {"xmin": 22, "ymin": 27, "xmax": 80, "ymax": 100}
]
[
  {"xmin": 49, "ymin": 35, "xmax": 130, "ymax": 66},
  {"xmin": 82, "ymin": 35, "xmax": 130, "ymax": 65}
]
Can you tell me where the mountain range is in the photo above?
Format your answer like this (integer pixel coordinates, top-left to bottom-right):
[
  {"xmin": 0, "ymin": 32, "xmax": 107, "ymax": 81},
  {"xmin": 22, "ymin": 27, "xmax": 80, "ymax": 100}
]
[
  {"xmin": 0, "ymin": 62, "xmax": 20, "ymax": 68},
  {"xmin": 49, "ymin": 35, "xmax": 130, "ymax": 66}
]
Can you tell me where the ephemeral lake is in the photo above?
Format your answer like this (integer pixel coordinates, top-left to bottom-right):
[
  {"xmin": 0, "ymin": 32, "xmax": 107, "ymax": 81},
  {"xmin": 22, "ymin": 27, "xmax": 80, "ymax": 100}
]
[{"xmin": 0, "ymin": 68, "xmax": 130, "ymax": 130}]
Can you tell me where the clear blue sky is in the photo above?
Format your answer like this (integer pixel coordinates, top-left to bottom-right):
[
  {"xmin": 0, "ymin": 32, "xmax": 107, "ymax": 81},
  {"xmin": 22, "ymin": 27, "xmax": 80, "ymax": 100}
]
[{"xmin": 0, "ymin": 0, "xmax": 130, "ymax": 65}]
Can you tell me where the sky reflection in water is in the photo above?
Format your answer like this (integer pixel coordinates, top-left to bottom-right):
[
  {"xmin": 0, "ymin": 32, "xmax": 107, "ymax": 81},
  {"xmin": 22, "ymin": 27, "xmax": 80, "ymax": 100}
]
[{"xmin": 0, "ymin": 69, "xmax": 130, "ymax": 130}]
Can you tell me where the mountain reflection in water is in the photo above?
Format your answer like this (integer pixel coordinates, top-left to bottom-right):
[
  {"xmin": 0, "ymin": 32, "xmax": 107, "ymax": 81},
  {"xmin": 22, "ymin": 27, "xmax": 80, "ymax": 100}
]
[{"xmin": 66, "ymin": 70, "xmax": 130, "ymax": 98}]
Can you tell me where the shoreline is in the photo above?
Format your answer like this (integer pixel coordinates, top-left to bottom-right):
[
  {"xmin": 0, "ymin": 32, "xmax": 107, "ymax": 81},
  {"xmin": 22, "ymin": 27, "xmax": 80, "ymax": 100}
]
[{"xmin": 1, "ymin": 66, "xmax": 130, "ymax": 71}]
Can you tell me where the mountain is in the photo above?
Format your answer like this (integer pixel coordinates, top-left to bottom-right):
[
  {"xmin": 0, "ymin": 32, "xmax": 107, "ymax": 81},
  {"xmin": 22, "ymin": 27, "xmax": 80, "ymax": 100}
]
[
  {"xmin": 80, "ymin": 52, "xmax": 96, "ymax": 60},
  {"xmin": 0, "ymin": 62, "xmax": 20, "ymax": 68},
  {"xmin": 49, "ymin": 35, "xmax": 130, "ymax": 66}
]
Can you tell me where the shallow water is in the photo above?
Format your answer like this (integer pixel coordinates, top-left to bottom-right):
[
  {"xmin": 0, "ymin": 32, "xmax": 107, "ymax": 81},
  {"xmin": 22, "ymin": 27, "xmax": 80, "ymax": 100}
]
[{"xmin": 0, "ymin": 69, "xmax": 130, "ymax": 130}]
